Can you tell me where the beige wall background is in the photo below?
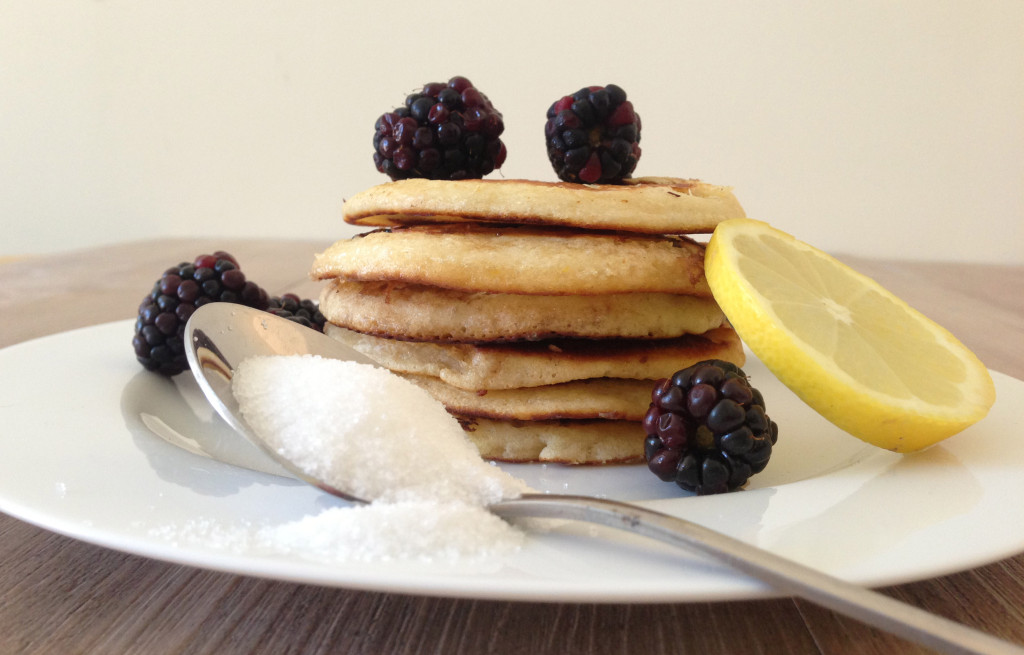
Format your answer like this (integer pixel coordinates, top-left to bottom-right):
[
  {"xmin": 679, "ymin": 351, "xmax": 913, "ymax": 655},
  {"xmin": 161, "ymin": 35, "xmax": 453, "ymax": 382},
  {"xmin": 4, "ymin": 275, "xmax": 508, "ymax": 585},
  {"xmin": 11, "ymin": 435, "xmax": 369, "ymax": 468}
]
[{"xmin": 2, "ymin": 0, "xmax": 1022, "ymax": 263}]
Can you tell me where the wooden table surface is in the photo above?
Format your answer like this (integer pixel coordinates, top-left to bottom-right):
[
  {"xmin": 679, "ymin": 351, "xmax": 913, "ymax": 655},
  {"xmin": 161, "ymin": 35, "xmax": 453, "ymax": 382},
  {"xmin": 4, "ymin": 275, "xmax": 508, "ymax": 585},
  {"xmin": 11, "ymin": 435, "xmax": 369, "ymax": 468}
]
[{"xmin": 1, "ymin": 238, "xmax": 1022, "ymax": 655}]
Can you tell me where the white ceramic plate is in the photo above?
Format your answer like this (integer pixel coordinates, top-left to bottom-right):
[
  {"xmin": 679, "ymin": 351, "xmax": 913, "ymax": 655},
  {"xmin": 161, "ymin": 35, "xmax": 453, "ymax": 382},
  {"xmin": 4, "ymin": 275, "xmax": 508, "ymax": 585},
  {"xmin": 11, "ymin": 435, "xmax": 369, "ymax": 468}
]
[{"xmin": 1, "ymin": 320, "xmax": 1022, "ymax": 603}]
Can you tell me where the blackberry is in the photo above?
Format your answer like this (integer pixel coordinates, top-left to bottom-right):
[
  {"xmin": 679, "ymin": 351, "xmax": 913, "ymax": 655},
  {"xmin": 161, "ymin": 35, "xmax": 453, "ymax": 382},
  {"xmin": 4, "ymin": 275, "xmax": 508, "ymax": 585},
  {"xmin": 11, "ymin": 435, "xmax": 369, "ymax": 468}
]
[
  {"xmin": 267, "ymin": 293, "xmax": 326, "ymax": 332},
  {"xmin": 544, "ymin": 84, "xmax": 641, "ymax": 184},
  {"xmin": 643, "ymin": 360, "xmax": 779, "ymax": 495},
  {"xmin": 132, "ymin": 251, "xmax": 269, "ymax": 376},
  {"xmin": 373, "ymin": 76, "xmax": 507, "ymax": 181}
]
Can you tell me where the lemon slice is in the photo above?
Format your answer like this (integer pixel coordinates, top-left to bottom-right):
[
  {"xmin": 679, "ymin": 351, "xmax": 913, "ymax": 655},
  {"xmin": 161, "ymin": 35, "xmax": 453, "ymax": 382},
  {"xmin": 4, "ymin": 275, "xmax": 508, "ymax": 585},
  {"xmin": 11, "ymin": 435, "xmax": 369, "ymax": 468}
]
[{"xmin": 705, "ymin": 218, "xmax": 995, "ymax": 452}]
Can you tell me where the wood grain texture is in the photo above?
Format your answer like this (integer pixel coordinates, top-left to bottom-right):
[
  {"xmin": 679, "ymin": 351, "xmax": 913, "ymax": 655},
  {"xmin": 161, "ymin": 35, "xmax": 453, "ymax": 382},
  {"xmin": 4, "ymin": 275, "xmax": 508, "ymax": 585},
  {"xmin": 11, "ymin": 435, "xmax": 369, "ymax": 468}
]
[{"xmin": 1, "ymin": 239, "xmax": 1022, "ymax": 655}]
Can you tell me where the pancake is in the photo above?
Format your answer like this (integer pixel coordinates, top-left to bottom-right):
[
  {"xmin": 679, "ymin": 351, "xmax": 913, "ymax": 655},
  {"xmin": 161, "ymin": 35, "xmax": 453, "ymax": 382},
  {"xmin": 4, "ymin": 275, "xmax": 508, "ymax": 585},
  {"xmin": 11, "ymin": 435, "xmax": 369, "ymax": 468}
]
[
  {"xmin": 403, "ymin": 374, "xmax": 652, "ymax": 421},
  {"xmin": 319, "ymin": 279, "xmax": 726, "ymax": 342},
  {"xmin": 324, "ymin": 323, "xmax": 745, "ymax": 390},
  {"xmin": 311, "ymin": 224, "xmax": 711, "ymax": 296},
  {"xmin": 457, "ymin": 416, "xmax": 645, "ymax": 464},
  {"xmin": 342, "ymin": 177, "xmax": 745, "ymax": 235}
]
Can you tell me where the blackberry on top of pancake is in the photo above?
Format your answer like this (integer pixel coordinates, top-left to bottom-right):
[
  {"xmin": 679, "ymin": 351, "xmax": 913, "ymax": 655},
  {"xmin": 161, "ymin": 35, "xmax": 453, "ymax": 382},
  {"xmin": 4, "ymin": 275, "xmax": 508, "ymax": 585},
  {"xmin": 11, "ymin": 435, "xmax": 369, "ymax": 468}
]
[
  {"xmin": 544, "ymin": 83, "xmax": 641, "ymax": 184},
  {"xmin": 373, "ymin": 76, "xmax": 507, "ymax": 181}
]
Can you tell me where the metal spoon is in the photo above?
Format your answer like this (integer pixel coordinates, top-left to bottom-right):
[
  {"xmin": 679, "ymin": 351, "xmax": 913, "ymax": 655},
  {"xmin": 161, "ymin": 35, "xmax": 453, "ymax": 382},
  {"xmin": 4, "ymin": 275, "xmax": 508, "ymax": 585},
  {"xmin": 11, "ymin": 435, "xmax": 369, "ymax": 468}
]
[{"xmin": 184, "ymin": 302, "xmax": 1022, "ymax": 655}]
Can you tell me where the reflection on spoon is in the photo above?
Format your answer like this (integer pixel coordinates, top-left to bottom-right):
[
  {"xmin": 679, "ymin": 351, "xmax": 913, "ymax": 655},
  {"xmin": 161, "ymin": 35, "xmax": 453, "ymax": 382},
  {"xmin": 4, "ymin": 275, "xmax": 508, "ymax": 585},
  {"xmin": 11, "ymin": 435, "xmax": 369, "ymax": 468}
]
[
  {"xmin": 182, "ymin": 302, "xmax": 1023, "ymax": 655},
  {"xmin": 139, "ymin": 411, "xmax": 293, "ymax": 479},
  {"xmin": 119, "ymin": 365, "xmax": 296, "ymax": 483}
]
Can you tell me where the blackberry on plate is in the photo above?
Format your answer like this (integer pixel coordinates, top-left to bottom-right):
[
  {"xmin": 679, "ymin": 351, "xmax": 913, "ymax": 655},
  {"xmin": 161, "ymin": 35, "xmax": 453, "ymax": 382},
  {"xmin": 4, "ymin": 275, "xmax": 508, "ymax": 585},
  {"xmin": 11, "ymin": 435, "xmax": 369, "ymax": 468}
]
[
  {"xmin": 373, "ymin": 76, "xmax": 507, "ymax": 181},
  {"xmin": 132, "ymin": 251, "xmax": 269, "ymax": 376},
  {"xmin": 545, "ymin": 84, "xmax": 641, "ymax": 184},
  {"xmin": 643, "ymin": 360, "xmax": 778, "ymax": 495},
  {"xmin": 267, "ymin": 293, "xmax": 326, "ymax": 332}
]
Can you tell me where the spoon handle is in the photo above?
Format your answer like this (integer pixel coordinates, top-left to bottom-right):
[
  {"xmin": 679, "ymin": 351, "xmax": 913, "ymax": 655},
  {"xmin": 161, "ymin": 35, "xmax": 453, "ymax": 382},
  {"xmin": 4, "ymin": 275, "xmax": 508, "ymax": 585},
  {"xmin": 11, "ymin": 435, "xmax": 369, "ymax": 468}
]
[{"xmin": 490, "ymin": 494, "xmax": 1023, "ymax": 655}]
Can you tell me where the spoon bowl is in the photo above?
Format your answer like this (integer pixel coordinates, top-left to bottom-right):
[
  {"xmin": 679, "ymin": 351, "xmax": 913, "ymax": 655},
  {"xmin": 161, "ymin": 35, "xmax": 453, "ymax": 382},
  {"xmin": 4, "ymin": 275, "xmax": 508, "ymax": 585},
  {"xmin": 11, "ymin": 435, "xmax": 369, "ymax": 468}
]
[
  {"xmin": 183, "ymin": 302, "xmax": 1021, "ymax": 655},
  {"xmin": 185, "ymin": 302, "xmax": 377, "ymax": 501}
]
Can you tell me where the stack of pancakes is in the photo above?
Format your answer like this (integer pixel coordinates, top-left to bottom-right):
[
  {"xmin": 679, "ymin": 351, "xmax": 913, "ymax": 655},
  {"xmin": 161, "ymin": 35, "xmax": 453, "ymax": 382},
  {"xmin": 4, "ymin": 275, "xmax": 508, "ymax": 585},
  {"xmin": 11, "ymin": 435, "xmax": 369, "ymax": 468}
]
[{"xmin": 311, "ymin": 177, "xmax": 747, "ymax": 464}]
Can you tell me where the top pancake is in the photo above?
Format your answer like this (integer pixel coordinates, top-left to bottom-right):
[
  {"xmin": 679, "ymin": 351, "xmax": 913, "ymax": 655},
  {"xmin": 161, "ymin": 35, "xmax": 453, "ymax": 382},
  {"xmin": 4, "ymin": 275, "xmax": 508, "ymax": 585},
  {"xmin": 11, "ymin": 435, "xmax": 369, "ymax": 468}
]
[{"xmin": 341, "ymin": 177, "xmax": 745, "ymax": 234}]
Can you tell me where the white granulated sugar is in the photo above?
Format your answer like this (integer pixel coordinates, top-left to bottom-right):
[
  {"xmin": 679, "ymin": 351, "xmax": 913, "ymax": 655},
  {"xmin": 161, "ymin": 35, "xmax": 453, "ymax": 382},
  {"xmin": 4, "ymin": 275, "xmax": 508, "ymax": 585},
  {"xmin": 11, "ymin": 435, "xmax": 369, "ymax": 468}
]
[
  {"xmin": 257, "ymin": 500, "xmax": 525, "ymax": 564},
  {"xmin": 217, "ymin": 354, "xmax": 533, "ymax": 565},
  {"xmin": 148, "ymin": 516, "xmax": 256, "ymax": 551},
  {"xmin": 148, "ymin": 500, "xmax": 525, "ymax": 565},
  {"xmin": 232, "ymin": 355, "xmax": 530, "ymax": 505}
]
